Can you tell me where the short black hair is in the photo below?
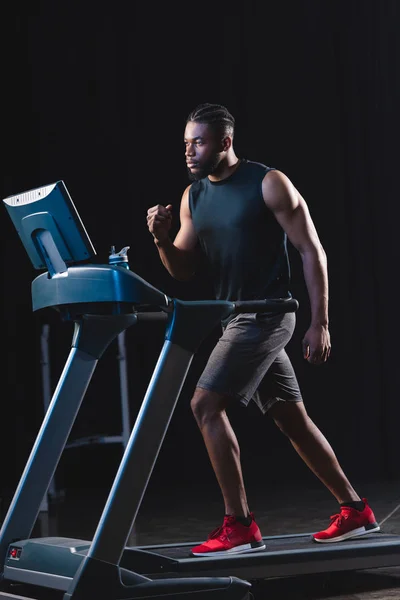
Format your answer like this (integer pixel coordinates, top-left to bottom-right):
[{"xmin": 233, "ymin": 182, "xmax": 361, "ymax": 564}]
[{"xmin": 186, "ymin": 103, "xmax": 235, "ymax": 139}]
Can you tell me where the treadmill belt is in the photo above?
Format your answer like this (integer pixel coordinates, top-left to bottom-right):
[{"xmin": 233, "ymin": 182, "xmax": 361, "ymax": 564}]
[{"xmin": 121, "ymin": 532, "xmax": 400, "ymax": 580}]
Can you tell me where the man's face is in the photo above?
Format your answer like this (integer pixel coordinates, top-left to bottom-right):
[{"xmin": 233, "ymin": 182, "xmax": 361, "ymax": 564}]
[{"xmin": 184, "ymin": 121, "xmax": 224, "ymax": 181}]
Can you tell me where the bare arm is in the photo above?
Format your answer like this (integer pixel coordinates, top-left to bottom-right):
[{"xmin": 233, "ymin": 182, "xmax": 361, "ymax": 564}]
[
  {"xmin": 262, "ymin": 169, "xmax": 331, "ymax": 364},
  {"xmin": 147, "ymin": 185, "xmax": 199, "ymax": 281}
]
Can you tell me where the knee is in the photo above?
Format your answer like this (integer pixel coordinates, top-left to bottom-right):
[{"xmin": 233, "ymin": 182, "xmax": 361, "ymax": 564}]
[
  {"xmin": 190, "ymin": 388, "xmax": 226, "ymax": 428},
  {"xmin": 270, "ymin": 402, "xmax": 310, "ymax": 439}
]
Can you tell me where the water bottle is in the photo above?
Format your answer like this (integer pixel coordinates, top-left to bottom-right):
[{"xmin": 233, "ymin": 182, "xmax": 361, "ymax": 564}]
[{"xmin": 109, "ymin": 245, "xmax": 130, "ymax": 269}]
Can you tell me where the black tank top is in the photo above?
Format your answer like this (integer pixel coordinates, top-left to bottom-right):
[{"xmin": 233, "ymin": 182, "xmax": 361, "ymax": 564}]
[{"xmin": 189, "ymin": 159, "xmax": 291, "ymax": 303}]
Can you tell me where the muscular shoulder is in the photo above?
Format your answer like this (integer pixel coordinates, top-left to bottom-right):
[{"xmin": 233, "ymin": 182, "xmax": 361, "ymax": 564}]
[{"xmin": 262, "ymin": 169, "xmax": 299, "ymax": 213}]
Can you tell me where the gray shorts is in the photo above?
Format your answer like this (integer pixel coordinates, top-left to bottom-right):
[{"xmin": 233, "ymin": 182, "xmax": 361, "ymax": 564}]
[{"xmin": 197, "ymin": 312, "xmax": 303, "ymax": 414}]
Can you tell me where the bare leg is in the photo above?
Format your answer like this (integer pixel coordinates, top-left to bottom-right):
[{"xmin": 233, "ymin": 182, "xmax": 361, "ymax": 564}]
[
  {"xmin": 191, "ymin": 386, "xmax": 249, "ymax": 517},
  {"xmin": 269, "ymin": 401, "xmax": 361, "ymax": 503}
]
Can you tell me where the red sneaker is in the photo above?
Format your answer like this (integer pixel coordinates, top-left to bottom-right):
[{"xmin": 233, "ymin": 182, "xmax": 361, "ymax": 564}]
[
  {"xmin": 191, "ymin": 513, "xmax": 266, "ymax": 556},
  {"xmin": 313, "ymin": 498, "xmax": 380, "ymax": 543}
]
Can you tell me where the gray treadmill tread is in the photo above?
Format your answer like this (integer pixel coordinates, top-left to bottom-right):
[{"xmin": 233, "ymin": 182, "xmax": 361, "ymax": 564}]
[
  {"xmin": 132, "ymin": 532, "xmax": 400, "ymax": 562},
  {"xmin": 121, "ymin": 531, "xmax": 400, "ymax": 581}
]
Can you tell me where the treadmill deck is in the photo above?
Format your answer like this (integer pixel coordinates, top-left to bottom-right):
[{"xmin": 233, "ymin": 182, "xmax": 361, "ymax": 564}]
[{"xmin": 121, "ymin": 531, "xmax": 400, "ymax": 580}]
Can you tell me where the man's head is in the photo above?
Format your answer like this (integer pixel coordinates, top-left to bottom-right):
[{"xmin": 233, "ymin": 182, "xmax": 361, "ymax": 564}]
[{"xmin": 184, "ymin": 103, "xmax": 235, "ymax": 181}]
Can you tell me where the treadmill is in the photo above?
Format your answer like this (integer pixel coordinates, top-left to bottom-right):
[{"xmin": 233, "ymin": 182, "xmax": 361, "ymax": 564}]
[{"xmin": 1, "ymin": 180, "xmax": 400, "ymax": 600}]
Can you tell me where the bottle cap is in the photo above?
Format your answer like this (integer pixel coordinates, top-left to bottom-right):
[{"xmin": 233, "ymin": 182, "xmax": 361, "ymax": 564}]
[{"xmin": 109, "ymin": 245, "xmax": 130, "ymax": 266}]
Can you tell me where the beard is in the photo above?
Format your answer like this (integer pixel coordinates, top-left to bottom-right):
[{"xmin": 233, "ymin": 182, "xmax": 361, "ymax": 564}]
[{"xmin": 187, "ymin": 153, "xmax": 221, "ymax": 181}]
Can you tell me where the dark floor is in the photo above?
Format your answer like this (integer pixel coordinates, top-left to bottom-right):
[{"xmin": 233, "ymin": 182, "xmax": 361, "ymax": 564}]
[{"xmin": 9, "ymin": 477, "xmax": 399, "ymax": 600}]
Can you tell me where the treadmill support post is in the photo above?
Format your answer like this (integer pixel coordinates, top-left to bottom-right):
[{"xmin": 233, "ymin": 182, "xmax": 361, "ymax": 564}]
[
  {"xmin": 0, "ymin": 313, "xmax": 137, "ymax": 572},
  {"xmin": 65, "ymin": 300, "xmax": 233, "ymax": 598}
]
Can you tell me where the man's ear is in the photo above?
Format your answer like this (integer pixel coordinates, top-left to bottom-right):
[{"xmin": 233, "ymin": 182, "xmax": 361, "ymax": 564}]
[{"xmin": 221, "ymin": 136, "xmax": 232, "ymax": 152}]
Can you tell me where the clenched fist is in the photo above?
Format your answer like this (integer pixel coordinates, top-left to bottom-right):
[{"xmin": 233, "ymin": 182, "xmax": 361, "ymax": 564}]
[{"xmin": 147, "ymin": 204, "xmax": 173, "ymax": 243}]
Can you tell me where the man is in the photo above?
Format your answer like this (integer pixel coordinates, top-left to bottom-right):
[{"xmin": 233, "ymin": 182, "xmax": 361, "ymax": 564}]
[{"xmin": 146, "ymin": 102, "xmax": 379, "ymax": 556}]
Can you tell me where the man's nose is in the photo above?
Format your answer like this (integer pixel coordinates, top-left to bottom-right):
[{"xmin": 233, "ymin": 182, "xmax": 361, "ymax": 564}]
[{"xmin": 186, "ymin": 143, "xmax": 195, "ymax": 157}]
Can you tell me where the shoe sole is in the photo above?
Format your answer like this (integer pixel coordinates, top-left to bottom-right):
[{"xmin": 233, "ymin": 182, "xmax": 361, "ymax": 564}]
[
  {"xmin": 191, "ymin": 542, "xmax": 266, "ymax": 557},
  {"xmin": 313, "ymin": 524, "xmax": 381, "ymax": 543}
]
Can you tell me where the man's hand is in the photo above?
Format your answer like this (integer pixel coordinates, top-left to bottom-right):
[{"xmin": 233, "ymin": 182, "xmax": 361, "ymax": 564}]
[
  {"xmin": 302, "ymin": 324, "xmax": 331, "ymax": 365},
  {"xmin": 147, "ymin": 204, "xmax": 173, "ymax": 243}
]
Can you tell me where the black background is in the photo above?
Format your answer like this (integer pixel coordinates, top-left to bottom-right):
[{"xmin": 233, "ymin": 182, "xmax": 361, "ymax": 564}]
[{"xmin": 1, "ymin": 0, "xmax": 399, "ymax": 501}]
